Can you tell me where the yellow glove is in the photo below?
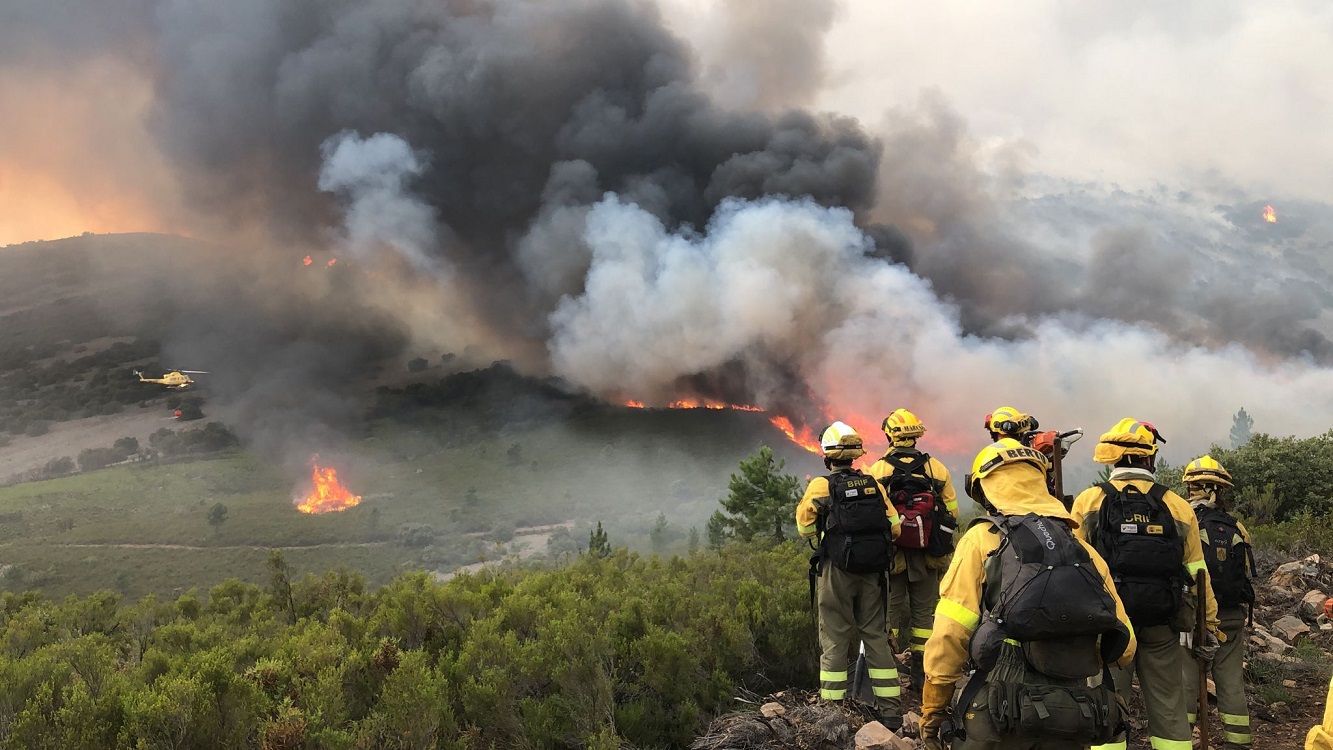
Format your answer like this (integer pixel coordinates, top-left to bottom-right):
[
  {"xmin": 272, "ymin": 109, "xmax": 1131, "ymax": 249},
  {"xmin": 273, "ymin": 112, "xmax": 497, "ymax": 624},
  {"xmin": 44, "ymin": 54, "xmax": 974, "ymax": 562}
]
[{"xmin": 920, "ymin": 710, "xmax": 950, "ymax": 750}]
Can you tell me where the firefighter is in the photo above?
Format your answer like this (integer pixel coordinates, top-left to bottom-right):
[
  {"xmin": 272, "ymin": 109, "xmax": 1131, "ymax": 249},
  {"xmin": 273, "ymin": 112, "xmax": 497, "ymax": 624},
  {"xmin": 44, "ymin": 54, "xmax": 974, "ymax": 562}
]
[
  {"xmin": 984, "ymin": 406, "xmax": 1036, "ymax": 442},
  {"xmin": 1180, "ymin": 456, "xmax": 1254, "ymax": 750},
  {"xmin": 797, "ymin": 421, "xmax": 903, "ymax": 727},
  {"xmin": 1070, "ymin": 418, "xmax": 1221, "ymax": 750},
  {"xmin": 1308, "ymin": 676, "xmax": 1333, "ymax": 750},
  {"xmin": 869, "ymin": 408, "xmax": 958, "ymax": 691},
  {"xmin": 920, "ymin": 438, "xmax": 1136, "ymax": 750}
]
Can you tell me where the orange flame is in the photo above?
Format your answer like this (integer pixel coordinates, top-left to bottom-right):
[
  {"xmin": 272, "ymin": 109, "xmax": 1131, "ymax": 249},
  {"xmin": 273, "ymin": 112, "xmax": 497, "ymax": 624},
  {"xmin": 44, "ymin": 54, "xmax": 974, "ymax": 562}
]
[
  {"xmin": 296, "ymin": 459, "xmax": 362, "ymax": 514},
  {"xmin": 302, "ymin": 255, "xmax": 313, "ymax": 266},
  {"xmin": 327, "ymin": 258, "xmax": 338, "ymax": 267},
  {"xmin": 621, "ymin": 398, "xmax": 762, "ymax": 411},
  {"xmin": 769, "ymin": 415, "xmax": 822, "ymax": 454},
  {"xmin": 1263, "ymin": 205, "xmax": 1277, "ymax": 223}
]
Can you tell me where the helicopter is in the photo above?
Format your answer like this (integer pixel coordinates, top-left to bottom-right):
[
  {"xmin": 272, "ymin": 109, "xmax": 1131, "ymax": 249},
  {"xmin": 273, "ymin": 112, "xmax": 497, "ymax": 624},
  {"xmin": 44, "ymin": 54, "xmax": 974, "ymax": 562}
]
[{"xmin": 133, "ymin": 369, "xmax": 208, "ymax": 390}]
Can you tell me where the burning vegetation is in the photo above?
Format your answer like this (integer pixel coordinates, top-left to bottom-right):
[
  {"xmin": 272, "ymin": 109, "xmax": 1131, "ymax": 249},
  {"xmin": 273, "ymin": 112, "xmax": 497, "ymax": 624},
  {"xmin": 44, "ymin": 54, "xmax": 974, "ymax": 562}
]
[{"xmin": 295, "ymin": 458, "xmax": 362, "ymax": 514}]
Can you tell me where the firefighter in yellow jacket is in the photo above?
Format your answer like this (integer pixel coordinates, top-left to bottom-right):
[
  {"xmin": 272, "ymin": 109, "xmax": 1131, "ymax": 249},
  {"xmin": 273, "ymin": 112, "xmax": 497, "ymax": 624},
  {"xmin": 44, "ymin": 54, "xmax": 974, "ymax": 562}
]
[
  {"xmin": 1179, "ymin": 456, "xmax": 1254, "ymax": 750},
  {"xmin": 1070, "ymin": 419, "xmax": 1221, "ymax": 750},
  {"xmin": 869, "ymin": 408, "xmax": 958, "ymax": 691},
  {"xmin": 1309, "ymin": 676, "xmax": 1333, "ymax": 750},
  {"xmin": 797, "ymin": 421, "xmax": 903, "ymax": 726},
  {"xmin": 920, "ymin": 438, "xmax": 1136, "ymax": 750}
]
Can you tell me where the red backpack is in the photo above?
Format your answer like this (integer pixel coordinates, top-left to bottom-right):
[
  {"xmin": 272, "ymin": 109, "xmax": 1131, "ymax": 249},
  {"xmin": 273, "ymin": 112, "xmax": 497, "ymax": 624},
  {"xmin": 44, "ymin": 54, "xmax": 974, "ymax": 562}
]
[{"xmin": 884, "ymin": 453, "xmax": 943, "ymax": 551}]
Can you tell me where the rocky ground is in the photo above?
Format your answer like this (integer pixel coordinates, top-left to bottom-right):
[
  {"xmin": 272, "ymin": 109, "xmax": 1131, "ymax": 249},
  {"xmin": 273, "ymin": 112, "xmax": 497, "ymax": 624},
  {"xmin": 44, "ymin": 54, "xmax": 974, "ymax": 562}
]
[{"xmin": 693, "ymin": 554, "xmax": 1333, "ymax": 750}]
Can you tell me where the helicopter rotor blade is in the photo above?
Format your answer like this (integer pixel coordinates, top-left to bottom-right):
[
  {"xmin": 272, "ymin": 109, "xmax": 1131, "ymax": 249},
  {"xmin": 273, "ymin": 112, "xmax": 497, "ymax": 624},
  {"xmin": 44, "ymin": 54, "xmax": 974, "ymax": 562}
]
[{"xmin": 177, "ymin": 370, "xmax": 210, "ymax": 374}]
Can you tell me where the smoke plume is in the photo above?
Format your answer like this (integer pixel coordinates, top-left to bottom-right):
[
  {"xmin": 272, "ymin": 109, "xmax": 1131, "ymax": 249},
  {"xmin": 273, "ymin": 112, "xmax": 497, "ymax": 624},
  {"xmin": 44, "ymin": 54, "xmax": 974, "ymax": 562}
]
[{"xmin": 5, "ymin": 0, "xmax": 1333, "ymax": 467}]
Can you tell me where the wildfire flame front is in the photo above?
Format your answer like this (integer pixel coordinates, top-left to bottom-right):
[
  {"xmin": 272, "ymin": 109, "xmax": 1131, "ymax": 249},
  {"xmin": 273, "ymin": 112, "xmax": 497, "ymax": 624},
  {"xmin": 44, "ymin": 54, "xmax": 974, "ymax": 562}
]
[
  {"xmin": 296, "ymin": 459, "xmax": 363, "ymax": 514},
  {"xmin": 1264, "ymin": 205, "xmax": 1277, "ymax": 223}
]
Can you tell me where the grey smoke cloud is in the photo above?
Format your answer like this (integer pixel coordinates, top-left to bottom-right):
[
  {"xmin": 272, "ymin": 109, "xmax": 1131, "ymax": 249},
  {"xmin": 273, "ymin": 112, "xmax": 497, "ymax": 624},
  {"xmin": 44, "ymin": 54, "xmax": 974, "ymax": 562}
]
[{"xmin": 6, "ymin": 0, "xmax": 1333, "ymax": 468}]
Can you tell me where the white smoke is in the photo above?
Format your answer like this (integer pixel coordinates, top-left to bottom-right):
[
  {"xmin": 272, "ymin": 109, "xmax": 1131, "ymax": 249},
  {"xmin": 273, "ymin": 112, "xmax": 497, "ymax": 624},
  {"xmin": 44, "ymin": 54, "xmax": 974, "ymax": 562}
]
[
  {"xmin": 547, "ymin": 194, "xmax": 1333, "ymax": 465},
  {"xmin": 317, "ymin": 131, "xmax": 441, "ymax": 272}
]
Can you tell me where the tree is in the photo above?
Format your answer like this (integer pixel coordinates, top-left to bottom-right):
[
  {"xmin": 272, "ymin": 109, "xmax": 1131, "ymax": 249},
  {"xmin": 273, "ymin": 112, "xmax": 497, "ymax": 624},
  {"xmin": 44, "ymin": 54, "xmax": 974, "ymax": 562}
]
[
  {"xmin": 649, "ymin": 513, "xmax": 669, "ymax": 554},
  {"xmin": 687, "ymin": 527, "xmax": 700, "ymax": 555},
  {"xmin": 1230, "ymin": 408, "xmax": 1254, "ymax": 448},
  {"xmin": 706, "ymin": 512, "xmax": 727, "ymax": 550},
  {"xmin": 206, "ymin": 502, "xmax": 229, "ymax": 535},
  {"xmin": 267, "ymin": 550, "xmax": 296, "ymax": 625},
  {"xmin": 587, "ymin": 522, "xmax": 611, "ymax": 558},
  {"xmin": 407, "ymin": 357, "xmax": 428, "ymax": 373},
  {"xmin": 713, "ymin": 446, "xmax": 801, "ymax": 544}
]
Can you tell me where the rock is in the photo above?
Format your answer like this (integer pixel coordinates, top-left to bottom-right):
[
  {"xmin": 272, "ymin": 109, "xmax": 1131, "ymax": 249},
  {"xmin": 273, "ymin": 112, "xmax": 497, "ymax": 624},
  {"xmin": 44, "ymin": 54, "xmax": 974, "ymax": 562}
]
[
  {"xmin": 1250, "ymin": 626, "xmax": 1291, "ymax": 654},
  {"xmin": 1300, "ymin": 590, "xmax": 1329, "ymax": 622},
  {"xmin": 901, "ymin": 711, "xmax": 922, "ymax": 736},
  {"xmin": 1271, "ymin": 559, "xmax": 1319, "ymax": 588},
  {"xmin": 1272, "ymin": 614, "xmax": 1312, "ymax": 644},
  {"xmin": 855, "ymin": 722, "xmax": 913, "ymax": 750},
  {"xmin": 760, "ymin": 702, "xmax": 786, "ymax": 718},
  {"xmin": 1207, "ymin": 678, "xmax": 1217, "ymax": 698},
  {"xmin": 1284, "ymin": 679, "xmax": 1299, "ymax": 688}
]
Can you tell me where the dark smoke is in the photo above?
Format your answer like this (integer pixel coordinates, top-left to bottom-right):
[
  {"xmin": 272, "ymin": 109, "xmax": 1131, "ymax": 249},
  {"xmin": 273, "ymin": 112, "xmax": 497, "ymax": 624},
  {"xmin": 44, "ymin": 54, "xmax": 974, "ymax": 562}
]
[{"xmin": 7, "ymin": 0, "xmax": 1333, "ymax": 464}]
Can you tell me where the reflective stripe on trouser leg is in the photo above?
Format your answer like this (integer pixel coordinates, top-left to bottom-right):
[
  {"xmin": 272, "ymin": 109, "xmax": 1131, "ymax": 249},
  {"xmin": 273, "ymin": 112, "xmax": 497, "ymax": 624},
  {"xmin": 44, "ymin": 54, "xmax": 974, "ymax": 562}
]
[
  {"xmin": 1221, "ymin": 712, "xmax": 1251, "ymax": 746},
  {"xmin": 1137, "ymin": 624, "xmax": 1193, "ymax": 748},
  {"xmin": 820, "ymin": 669, "xmax": 849, "ymax": 700},
  {"xmin": 1091, "ymin": 742, "xmax": 1128, "ymax": 750},
  {"xmin": 868, "ymin": 667, "xmax": 902, "ymax": 698},
  {"xmin": 1215, "ymin": 612, "xmax": 1251, "ymax": 747},
  {"xmin": 910, "ymin": 627, "xmax": 932, "ymax": 652},
  {"xmin": 815, "ymin": 565, "xmax": 857, "ymax": 702}
]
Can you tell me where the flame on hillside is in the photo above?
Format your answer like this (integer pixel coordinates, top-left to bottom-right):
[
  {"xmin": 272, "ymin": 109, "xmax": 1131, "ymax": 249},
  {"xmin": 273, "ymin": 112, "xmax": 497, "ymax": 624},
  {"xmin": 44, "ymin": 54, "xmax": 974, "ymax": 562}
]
[
  {"xmin": 1264, "ymin": 205, "xmax": 1277, "ymax": 223},
  {"xmin": 302, "ymin": 255, "xmax": 313, "ymax": 266},
  {"xmin": 623, "ymin": 398, "xmax": 762, "ymax": 411},
  {"xmin": 296, "ymin": 458, "xmax": 362, "ymax": 514},
  {"xmin": 769, "ymin": 415, "xmax": 822, "ymax": 454}
]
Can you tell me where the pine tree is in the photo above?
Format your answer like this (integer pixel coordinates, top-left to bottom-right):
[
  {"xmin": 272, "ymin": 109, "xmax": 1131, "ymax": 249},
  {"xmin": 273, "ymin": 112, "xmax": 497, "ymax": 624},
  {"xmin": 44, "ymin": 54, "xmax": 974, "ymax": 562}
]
[
  {"xmin": 687, "ymin": 526, "xmax": 700, "ymax": 554},
  {"xmin": 1230, "ymin": 407, "xmax": 1254, "ymax": 448},
  {"xmin": 649, "ymin": 513, "xmax": 669, "ymax": 554},
  {"xmin": 706, "ymin": 511, "xmax": 727, "ymax": 549},
  {"xmin": 714, "ymin": 446, "xmax": 801, "ymax": 544},
  {"xmin": 587, "ymin": 521, "xmax": 611, "ymax": 558}
]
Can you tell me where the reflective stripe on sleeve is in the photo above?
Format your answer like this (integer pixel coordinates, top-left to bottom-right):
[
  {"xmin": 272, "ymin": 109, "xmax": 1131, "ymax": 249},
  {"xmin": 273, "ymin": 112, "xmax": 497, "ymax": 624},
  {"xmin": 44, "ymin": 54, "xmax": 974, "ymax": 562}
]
[
  {"xmin": 1186, "ymin": 560, "xmax": 1208, "ymax": 576},
  {"xmin": 935, "ymin": 598, "xmax": 980, "ymax": 631},
  {"xmin": 798, "ymin": 521, "xmax": 818, "ymax": 536}
]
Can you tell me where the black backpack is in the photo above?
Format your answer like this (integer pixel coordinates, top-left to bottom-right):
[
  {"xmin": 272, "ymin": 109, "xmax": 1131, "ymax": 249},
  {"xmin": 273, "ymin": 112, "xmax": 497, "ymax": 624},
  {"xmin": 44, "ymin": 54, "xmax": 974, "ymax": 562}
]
[
  {"xmin": 1091, "ymin": 482, "xmax": 1184, "ymax": 628},
  {"xmin": 882, "ymin": 452, "xmax": 955, "ymax": 556},
  {"xmin": 957, "ymin": 514, "xmax": 1125, "ymax": 745},
  {"xmin": 820, "ymin": 470, "xmax": 894, "ymax": 574},
  {"xmin": 1195, "ymin": 505, "xmax": 1256, "ymax": 609}
]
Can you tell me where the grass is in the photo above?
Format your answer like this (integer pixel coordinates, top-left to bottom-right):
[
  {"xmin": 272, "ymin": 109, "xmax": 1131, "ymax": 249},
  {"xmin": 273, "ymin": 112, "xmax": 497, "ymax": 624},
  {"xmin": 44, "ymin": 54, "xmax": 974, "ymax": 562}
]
[{"xmin": 0, "ymin": 406, "xmax": 788, "ymax": 600}]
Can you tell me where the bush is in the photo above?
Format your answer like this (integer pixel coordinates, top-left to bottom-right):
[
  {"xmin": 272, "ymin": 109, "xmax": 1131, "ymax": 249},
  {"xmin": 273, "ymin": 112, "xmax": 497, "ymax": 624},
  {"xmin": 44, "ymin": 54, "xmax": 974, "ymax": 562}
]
[
  {"xmin": 407, "ymin": 357, "xmax": 428, "ymax": 373},
  {"xmin": 396, "ymin": 523, "xmax": 437, "ymax": 548}
]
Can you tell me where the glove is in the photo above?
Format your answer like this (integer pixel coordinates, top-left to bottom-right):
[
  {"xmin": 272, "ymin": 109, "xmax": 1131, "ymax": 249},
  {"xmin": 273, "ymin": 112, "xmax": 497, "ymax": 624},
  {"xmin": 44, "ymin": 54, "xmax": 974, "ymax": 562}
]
[
  {"xmin": 1193, "ymin": 630, "xmax": 1220, "ymax": 665},
  {"xmin": 921, "ymin": 710, "xmax": 950, "ymax": 750}
]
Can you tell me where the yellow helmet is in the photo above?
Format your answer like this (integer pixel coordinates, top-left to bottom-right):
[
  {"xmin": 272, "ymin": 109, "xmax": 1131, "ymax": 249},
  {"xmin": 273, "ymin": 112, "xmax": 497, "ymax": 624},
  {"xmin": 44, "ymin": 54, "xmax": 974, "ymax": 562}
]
[
  {"xmin": 820, "ymin": 421, "xmax": 866, "ymax": 462},
  {"xmin": 1092, "ymin": 418, "xmax": 1165, "ymax": 464},
  {"xmin": 966, "ymin": 437, "xmax": 1049, "ymax": 499},
  {"xmin": 985, "ymin": 406, "xmax": 1032, "ymax": 436},
  {"xmin": 1183, "ymin": 455, "xmax": 1233, "ymax": 488},
  {"xmin": 882, "ymin": 408, "xmax": 926, "ymax": 444}
]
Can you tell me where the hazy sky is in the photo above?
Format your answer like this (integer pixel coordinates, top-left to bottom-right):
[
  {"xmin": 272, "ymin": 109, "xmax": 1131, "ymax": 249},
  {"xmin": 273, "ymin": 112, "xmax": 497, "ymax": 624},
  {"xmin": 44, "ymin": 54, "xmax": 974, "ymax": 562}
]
[{"xmin": 668, "ymin": 0, "xmax": 1332, "ymax": 200}]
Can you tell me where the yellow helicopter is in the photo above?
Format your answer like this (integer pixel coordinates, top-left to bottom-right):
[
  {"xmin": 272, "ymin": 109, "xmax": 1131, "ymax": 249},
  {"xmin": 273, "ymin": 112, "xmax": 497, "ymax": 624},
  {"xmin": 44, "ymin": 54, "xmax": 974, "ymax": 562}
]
[{"xmin": 134, "ymin": 369, "xmax": 208, "ymax": 390}]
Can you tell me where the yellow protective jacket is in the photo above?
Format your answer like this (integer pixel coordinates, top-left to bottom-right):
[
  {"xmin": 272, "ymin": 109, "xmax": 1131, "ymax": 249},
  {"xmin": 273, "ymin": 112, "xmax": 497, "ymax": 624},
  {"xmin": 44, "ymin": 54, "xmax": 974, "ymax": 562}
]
[
  {"xmin": 796, "ymin": 468, "xmax": 902, "ymax": 541},
  {"xmin": 921, "ymin": 468, "xmax": 1137, "ymax": 721},
  {"xmin": 1309, "ymin": 676, "xmax": 1333, "ymax": 750},
  {"xmin": 869, "ymin": 448, "xmax": 958, "ymax": 571},
  {"xmin": 1070, "ymin": 467, "xmax": 1220, "ymax": 634}
]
